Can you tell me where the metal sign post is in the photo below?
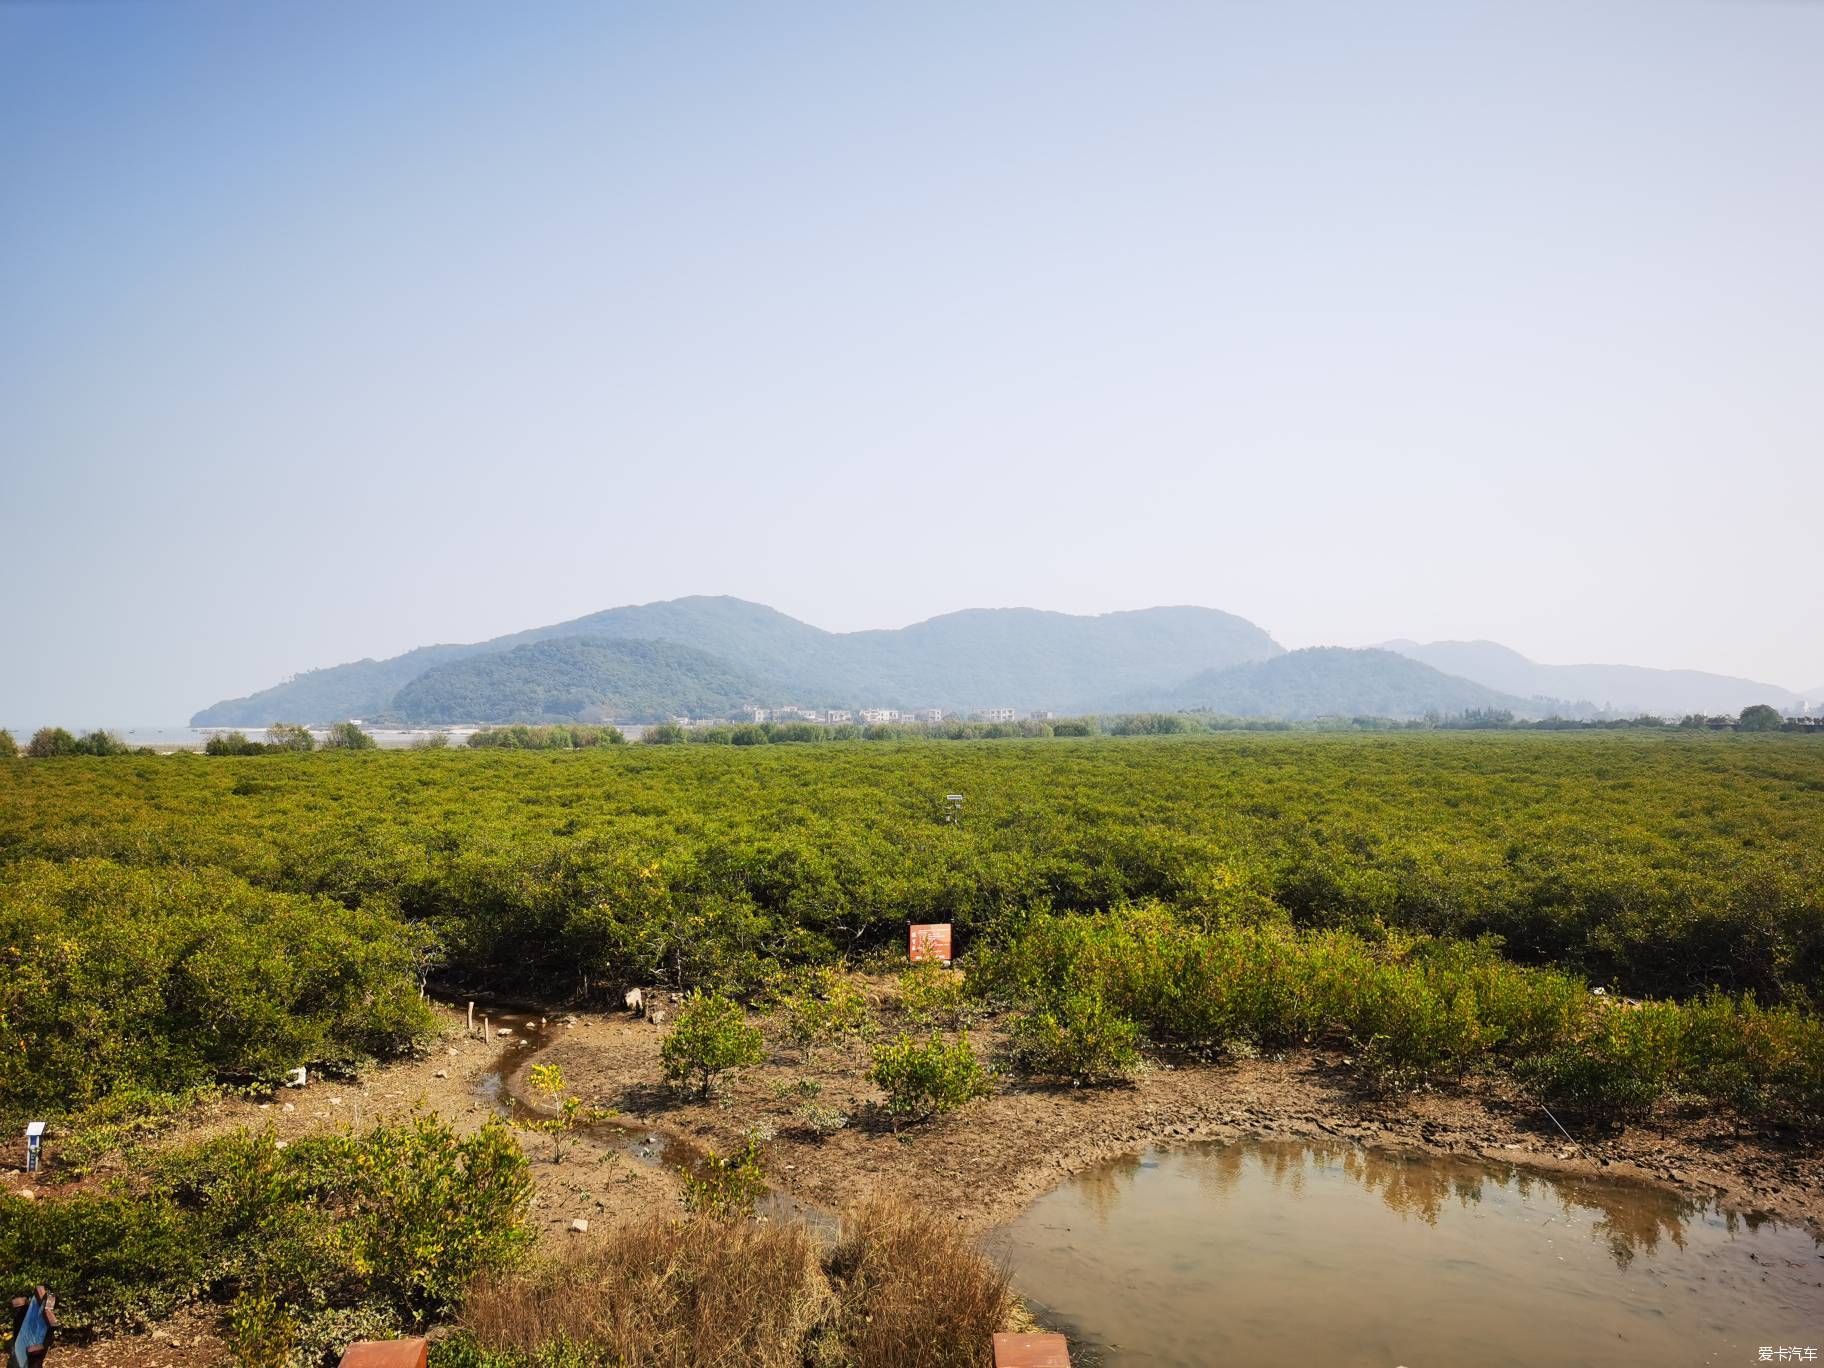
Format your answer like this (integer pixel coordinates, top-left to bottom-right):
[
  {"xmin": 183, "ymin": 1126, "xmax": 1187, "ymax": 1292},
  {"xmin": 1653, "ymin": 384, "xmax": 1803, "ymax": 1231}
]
[{"xmin": 24, "ymin": 1122, "xmax": 45, "ymax": 1174}]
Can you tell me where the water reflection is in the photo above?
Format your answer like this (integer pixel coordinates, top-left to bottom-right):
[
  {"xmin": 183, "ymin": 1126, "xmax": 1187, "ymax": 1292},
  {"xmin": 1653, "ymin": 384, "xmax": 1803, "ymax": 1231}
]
[{"xmin": 992, "ymin": 1139, "xmax": 1822, "ymax": 1368}]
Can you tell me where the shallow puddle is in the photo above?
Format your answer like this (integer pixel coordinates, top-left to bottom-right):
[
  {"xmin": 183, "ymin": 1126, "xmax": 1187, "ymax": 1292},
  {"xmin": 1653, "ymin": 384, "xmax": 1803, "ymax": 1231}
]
[{"xmin": 988, "ymin": 1139, "xmax": 1823, "ymax": 1367}]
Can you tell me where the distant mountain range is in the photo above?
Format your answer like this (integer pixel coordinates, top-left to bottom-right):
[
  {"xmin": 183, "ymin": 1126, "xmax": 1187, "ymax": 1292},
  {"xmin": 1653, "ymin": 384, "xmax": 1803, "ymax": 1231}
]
[
  {"xmin": 191, "ymin": 596, "xmax": 1804, "ymax": 727},
  {"xmin": 1378, "ymin": 640, "xmax": 1807, "ymax": 717},
  {"xmin": 193, "ymin": 597, "xmax": 1282, "ymax": 725},
  {"xmin": 1116, "ymin": 648, "xmax": 1548, "ymax": 720}
]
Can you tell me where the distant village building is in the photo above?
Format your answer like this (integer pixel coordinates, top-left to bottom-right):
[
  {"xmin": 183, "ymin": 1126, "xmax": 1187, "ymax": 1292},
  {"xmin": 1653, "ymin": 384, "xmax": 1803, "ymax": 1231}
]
[
  {"xmin": 742, "ymin": 706, "xmax": 770, "ymax": 724},
  {"xmin": 859, "ymin": 708, "xmax": 901, "ymax": 725},
  {"xmin": 825, "ymin": 709, "xmax": 853, "ymax": 724},
  {"xmin": 981, "ymin": 708, "xmax": 1017, "ymax": 723},
  {"xmin": 1033, "ymin": 710, "xmax": 1057, "ymax": 721},
  {"xmin": 919, "ymin": 708, "xmax": 946, "ymax": 723}
]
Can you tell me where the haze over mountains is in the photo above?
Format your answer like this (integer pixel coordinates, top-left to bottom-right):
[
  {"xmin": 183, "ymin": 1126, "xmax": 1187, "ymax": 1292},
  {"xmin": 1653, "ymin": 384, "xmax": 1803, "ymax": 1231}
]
[
  {"xmin": 1378, "ymin": 640, "xmax": 1809, "ymax": 718},
  {"xmin": 191, "ymin": 596, "xmax": 1806, "ymax": 727}
]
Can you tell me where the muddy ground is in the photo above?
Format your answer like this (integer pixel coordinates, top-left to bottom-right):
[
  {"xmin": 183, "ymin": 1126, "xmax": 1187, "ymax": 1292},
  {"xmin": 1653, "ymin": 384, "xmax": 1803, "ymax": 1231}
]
[{"xmin": 25, "ymin": 983, "xmax": 1824, "ymax": 1365}]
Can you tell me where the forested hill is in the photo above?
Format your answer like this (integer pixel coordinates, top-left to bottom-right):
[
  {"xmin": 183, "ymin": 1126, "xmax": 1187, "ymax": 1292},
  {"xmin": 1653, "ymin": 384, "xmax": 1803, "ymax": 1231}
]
[
  {"xmin": 192, "ymin": 596, "xmax": 1284, "ymax": 724},
  {"xmin": 389, "ymin": 637, "xmax": 766, "ymax": 724},
  {"xmin": 1127, "ymin": 647, "xmax": 1555, "ymax": 720}
]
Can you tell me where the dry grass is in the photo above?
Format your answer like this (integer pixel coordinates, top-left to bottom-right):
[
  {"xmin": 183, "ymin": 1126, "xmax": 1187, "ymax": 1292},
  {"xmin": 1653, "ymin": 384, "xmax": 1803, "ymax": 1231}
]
[
  {"xmin": 463, "ymin": 1214, "xmax": 830, "ymax": 1368},
  {"xmin": 460, "ymin": 1199, "xmax": 1015, "ymax": 1367},
  {"xmin": 820, "ymin": 1198, "xmax": 1015, "ymax": 1368}
]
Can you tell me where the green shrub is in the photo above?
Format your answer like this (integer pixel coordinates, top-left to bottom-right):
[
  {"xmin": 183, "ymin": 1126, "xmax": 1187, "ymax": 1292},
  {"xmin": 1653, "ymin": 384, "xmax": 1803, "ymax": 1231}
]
[
  {"xmin": 226, "ymin": 1287, "xmax": 297, "ymax": 1368},
  {"xmin": 898, "ymin": 962, "xmax": 972, "ymax": 1031},
  {"xmin": 1516, "ymin": 1003, "xmax": 1684, "ymax": 1124},
  {"xmin": 1006, "ymin": 989, "xmax": 1141, "ymax": 1084},
  {"xmin": 0, "ymin": 730, "xmax": 17, "ymax": 758},
  {"xmin": 869, "ymin": 1032, "xmax": 991, "ymax": 1128},
  {"xmin": 74, "ymin": 729, "xmax": 130, "ymax": 756},
  {"xmin": 679, "ymin": 1134, "xmax": 769, "ymax": 1218},
  {"xmin": 26, "ymin": 726, "xmax": 79, "ymax": 757},
  {"xmin": 775, "ymin": 968, "xmax": 871, "ymax": 1057},
  {"xmin": 204, "ymin": 730, "xmax": 268, "ymax": 755},
  {"xmin": 661, "ymin": 992, "xmax": 764, "ymax": 1097},
  {"xmin": 322, "ymin": 721, "xmax": 377, "ymax": 750},
  {"xmin": 0, "ymin": 859, "xmax": 435, "ymax": 1118},
  {"xmin": 642, "ymin": 723, "xmax": 687, "ymax": 745},
  {"xmin": 0, "ymin": 1115, "xmax": 532, "ymax": 1333},
  {"xmin": 266, "ymin": 722, "xmax": 316, "ymax": 752}
]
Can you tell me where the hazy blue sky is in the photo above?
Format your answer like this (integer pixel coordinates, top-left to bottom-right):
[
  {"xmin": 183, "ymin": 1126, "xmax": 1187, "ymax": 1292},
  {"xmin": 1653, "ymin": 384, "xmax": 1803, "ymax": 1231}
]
[{"xmin": 4, "ymin": 0, "xmax": 1820, "ymax": 726}]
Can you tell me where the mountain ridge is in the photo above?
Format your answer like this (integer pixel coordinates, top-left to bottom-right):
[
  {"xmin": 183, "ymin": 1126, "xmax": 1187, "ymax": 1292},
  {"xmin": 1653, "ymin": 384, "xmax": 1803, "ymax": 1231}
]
[
  {"xmin": 1113, "ymin": 647, "xmax": 1556, "ymax": 720},
  {"xmin": 1379, "ymin": 639, "xmax": 1804, "ymax": 716},
  {"xmin": 192, "ymin": 596, "xmax": 1283, "ymax": 725}
]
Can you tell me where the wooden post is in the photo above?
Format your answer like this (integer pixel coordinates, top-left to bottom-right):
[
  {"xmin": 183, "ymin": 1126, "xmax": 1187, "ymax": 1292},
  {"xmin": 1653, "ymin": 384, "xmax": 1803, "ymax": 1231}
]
[{"xmin": 467, "ymin": 1001, "xmax": 475, "ymax": 1036}]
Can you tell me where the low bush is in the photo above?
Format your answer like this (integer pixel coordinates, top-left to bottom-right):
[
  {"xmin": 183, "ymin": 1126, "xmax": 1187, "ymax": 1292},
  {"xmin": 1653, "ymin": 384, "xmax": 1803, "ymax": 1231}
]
[
  {"xmin": 0, "ymin": 859, "xmax": 435, "ymax": 1120},
  {"xmin": 204, "ymin": 730, "xmax": 268, "ymax": 755},
  {"xmin": 0, "ymin": 1115, "xmax": 533, "ymax": 1334},
  {"xmin": 678, "ymin": 1134, "xmax": 769, "ymax": 1218},
  {"xmin": 775, "ymin": 968, "xmax": 872, "ymax": 1058},
  {"xmin": 265, "ymin": 723, "xmax": 316, "ymax": 753},
  {"xmin": 1006, "ymin": 988, "xmax": 1141, "ymax": 1084},
  {"xmin": 26, "ymin": 726, "xmax": 80, "ymax": 757},
  {"xmin": 467, "ymin": 725, "xmax": 624, "ymax": 750},
  {"xmin": 660, "ymin": 992, "xmax": 764, "ymax": 1097},
  {"xmin": 869, "ymin": 1032, "xmax": 991, "ymax": 1128},
  {"xmin": 1513, "ymin": 1001, "xmax": 1685, "ymax": 1124},
  {"xmin": 0, "ymin": 730, "xmax": 17, "ymax": 758},
  {"xmin": 321, "ymin": 721, "xmax": 377, "ymax": 750},
  {"xmin": 971, "ymin": 905, "xmax": 1824, "ymax": 1124},
  {"xmin": 897, "ymin": 962, "xmax": 973, "ymax": 1031}
]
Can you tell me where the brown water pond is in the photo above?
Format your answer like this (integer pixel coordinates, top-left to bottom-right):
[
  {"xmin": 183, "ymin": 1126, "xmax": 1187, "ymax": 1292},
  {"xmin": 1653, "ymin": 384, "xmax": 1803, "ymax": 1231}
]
[{"xmin": 986, "ymin": 1139, "xmax": 1823, "ymax": 1367}]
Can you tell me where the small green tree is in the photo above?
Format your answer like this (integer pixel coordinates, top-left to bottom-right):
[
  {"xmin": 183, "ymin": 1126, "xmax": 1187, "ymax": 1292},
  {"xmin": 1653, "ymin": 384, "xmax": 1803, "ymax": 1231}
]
[
  {"xmin": 27, "ymin": 727, "xmax": 79, "ymax": 757},
  {"xmin": 661, "ymin": 992, "xmax": 764, "ymax": 1098},
  {"xmin": 1738, "ymin": 704, "xmax": 1783, "ymax": 732},
  {"xmin": 265, "ymin": 722, "xmax": 316, "ymax": 752},
  {"xmin": 517, "ymin": 1063, "xmax": 607, "ymax": 1163},
  {"xmin": 870, "ymin": 1032, "xmax": 991, "ymax": 1130},
  {"xmin": 72, "ymin": 729, "xmax": 130, "ymax": 756},
  {"xmin": 641, "ymin": 723, "xmax": 687, "ymax": 745},
  {"xmin": 321, "ymin": 721, "xmax": 377, "ymax": 750},
  {"xmin": 0, "ymin": 730, "xmax": 17, "ymax": 758}
]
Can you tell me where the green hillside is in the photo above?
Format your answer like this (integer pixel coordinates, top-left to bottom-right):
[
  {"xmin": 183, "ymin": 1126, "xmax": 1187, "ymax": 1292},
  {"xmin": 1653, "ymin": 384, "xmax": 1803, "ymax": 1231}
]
[
  {"xmin": 1140, "ymin": 647, "xmax": 1551, "ymax": 720},
  {"xmin": 388, "ymin": 636, "xmax": 765, "ymax": 724}
]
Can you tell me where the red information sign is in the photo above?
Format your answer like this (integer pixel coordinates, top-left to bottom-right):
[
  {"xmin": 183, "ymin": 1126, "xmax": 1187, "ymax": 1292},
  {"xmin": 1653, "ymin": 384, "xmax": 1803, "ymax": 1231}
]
[
  {"xmin": 340, "ymin": 1341, "xmax": 429, "ymax": 1368},
  {"xmin": 908, "ymin": 922, "xmax": 953, "ymax": 963},
  {"xmin": 992, "ymin": 1332, "xmax": 1071, "ymax": 1367}
]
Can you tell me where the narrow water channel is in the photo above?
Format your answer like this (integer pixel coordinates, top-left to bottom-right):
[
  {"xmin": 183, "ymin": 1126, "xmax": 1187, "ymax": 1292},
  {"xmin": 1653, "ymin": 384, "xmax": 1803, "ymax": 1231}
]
[
  {"xmin": 988, "ymin": 1139, "xmax": 1822, "ymax": 1367},
  {"xmin": 473, "ymin": 1012, "xmax": 831, "ymax": 1232}
]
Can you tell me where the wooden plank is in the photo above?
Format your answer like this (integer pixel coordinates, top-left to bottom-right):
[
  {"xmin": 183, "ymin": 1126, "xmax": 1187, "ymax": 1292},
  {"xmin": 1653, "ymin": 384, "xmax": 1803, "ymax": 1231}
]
[{"xmin": 992, "ymin": 1331, "xmax": 1072, "ymax": 1367}]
